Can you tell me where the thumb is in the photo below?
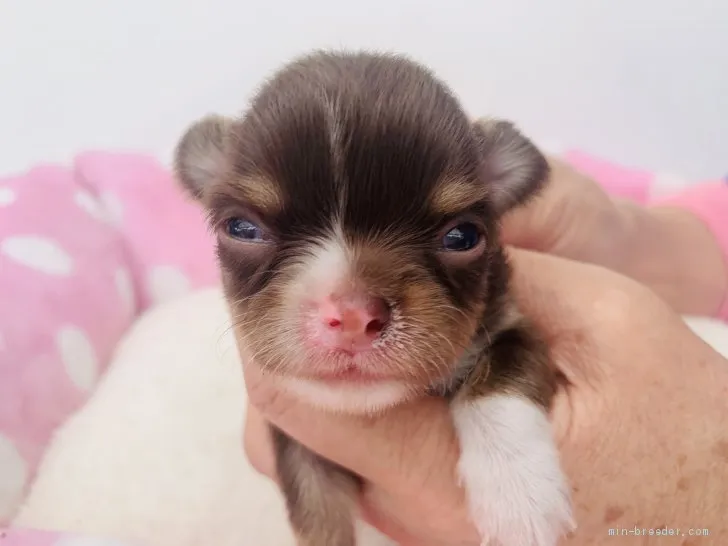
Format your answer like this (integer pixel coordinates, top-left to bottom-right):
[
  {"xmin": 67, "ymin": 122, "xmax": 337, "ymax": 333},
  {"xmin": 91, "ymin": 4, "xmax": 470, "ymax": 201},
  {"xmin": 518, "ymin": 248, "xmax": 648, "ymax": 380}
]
[
  {"xmin": 499, "ymin": 203, "xmax": 548, "ymax": 250},
  {"xmin": 504, "ymin": 248, "xmax": 676, "ymax": 388},
  {"xmin": 499, "ymin": 155, "xmax": 564, "ymax": 251}
]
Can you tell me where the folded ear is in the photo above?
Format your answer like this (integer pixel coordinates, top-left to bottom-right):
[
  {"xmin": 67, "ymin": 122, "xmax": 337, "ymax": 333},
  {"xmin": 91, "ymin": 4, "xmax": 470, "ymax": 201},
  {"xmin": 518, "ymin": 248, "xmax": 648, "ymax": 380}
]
[
  {"xmin": 472, "ymin": 118, "xmax": 550, "ymax": 218},
  {"xmin": 173, "ymin": 114, "xmax": 232, "ymax": 200}
]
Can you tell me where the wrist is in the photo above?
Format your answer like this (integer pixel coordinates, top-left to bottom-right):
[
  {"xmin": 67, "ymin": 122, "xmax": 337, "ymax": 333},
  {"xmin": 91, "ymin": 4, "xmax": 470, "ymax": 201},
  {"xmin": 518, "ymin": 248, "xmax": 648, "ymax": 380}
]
[
  {"xmin": 668, "ymin": 349, "xmax": 728, "ymax": 538},
  {"xmin": 610, "ymin": 199, "xmax": 727, "ymax": 316}
]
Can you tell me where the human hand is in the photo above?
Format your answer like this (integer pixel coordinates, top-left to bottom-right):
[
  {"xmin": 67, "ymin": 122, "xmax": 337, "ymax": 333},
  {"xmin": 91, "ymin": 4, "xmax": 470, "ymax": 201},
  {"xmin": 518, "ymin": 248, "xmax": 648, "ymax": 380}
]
[
  {"xmin": 243, "ymin": 249, "xmax": 728, "ymax": 545},
  {"xmin": 503, "ymin": 157, "xmax": 727, "ymax": 317},
  {"xmin": 500, "ymin": 156, "xmax": 627, "ymax": 269}
]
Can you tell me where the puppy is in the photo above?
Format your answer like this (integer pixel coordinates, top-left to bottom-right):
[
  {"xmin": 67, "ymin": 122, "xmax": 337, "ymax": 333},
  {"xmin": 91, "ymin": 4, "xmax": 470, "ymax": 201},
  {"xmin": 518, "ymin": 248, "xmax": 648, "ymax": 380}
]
[{"xmin": 174, "ymin": 50, "xmax": 574, "ymax": 546}]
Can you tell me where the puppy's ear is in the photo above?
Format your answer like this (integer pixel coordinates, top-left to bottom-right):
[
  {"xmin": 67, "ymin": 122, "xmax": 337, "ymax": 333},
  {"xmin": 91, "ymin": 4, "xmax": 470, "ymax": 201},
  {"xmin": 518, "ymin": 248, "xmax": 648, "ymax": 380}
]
[
  {"xmin": 174, "ymin": 115, "xmax": 232, "ymax": 200},
  {"xmin": 472, "ymin": 118, "xmax": 549, "ymax": 217}
]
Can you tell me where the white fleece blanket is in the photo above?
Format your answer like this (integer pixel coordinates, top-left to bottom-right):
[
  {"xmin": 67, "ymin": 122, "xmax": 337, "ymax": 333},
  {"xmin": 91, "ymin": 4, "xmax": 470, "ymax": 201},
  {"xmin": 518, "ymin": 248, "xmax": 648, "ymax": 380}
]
[{"xmin": 11, "ymin": 287, "xmax": 728, "ymax": 546}]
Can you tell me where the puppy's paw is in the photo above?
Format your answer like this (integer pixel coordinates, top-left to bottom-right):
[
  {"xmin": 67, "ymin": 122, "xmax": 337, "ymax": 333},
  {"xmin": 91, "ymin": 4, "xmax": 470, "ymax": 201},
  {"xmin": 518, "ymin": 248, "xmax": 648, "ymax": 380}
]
[{"xmin": 452, "ymin": 394, "xmax": 575, "ymax": 546}]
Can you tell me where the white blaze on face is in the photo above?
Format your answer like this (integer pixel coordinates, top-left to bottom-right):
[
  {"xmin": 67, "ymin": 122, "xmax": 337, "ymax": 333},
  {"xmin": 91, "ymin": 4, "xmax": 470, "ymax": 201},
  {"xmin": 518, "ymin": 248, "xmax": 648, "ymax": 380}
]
[
  {"xmin": 284, "ymin": 226, "xmax": 351, "ymax": 305},
  {"xmin": 277, "ymin": 225, "xmax": 411, "ymax": 414}
]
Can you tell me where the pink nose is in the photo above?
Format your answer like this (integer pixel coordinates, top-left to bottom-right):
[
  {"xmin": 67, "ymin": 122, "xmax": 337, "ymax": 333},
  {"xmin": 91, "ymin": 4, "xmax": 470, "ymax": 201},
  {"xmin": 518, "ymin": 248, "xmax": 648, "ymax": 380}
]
[{"xmin": 313, "ymin": 293, "xmax": 391, "ymax": 352}]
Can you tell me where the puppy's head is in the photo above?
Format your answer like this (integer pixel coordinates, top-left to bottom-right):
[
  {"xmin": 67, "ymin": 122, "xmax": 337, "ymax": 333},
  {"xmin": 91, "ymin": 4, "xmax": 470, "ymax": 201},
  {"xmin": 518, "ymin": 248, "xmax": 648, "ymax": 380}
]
[{"xmin": 175, "ymin": 51, "xmax": 548, "ymax": 413}]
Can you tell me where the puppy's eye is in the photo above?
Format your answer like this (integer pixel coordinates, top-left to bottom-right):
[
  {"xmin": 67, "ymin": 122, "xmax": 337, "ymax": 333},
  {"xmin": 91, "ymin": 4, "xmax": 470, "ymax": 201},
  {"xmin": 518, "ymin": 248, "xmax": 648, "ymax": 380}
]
[
  {"xmin": 226, "ymin": 218, "xmax": 265, "ymax": 241},
  {"xmin": 442, "ymin": 222, "xmax": 480, "ymax": 251}
]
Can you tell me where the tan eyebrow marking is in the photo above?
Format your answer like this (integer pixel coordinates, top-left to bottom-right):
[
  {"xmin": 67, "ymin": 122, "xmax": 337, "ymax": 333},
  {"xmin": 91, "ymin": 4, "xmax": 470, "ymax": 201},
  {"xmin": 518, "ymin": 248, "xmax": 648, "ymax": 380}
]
[
  {"xmin": 429, "ymin": 177, "xmax": 488, "ymax": 215},
  {"xmin": 214, "ymin": 176, "xmax": 285, "ymax": 215}
]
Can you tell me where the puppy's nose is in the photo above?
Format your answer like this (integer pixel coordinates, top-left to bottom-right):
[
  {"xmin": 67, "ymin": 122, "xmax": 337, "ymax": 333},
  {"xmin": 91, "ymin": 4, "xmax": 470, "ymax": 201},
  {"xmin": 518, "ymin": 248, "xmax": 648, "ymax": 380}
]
[{"xmin": 314, "ymin": 293, "xmax": 390, "ymax": 352}]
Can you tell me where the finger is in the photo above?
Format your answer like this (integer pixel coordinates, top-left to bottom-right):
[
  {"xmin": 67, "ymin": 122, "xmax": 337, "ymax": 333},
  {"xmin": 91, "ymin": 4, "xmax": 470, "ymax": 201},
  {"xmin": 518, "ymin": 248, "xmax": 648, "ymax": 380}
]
[
  {"xmin": 507, "ymin": 247, "xmax": 683, "ymax": 338},
  {"xmin": 242, "ymin": 403, "xmax": 278, "ymax": 482},
  {"xmin": 505, "ymin": 248, "xmax": 684, "ymax": 389},
  {"xmin": 243, "ymin": 362, "xmax": 462, "ymax": 495},
  {"xmin": 500, "ymin": 155, "xmax": 563, "ymax": 249},
  {"xmin": 507, "ymin": 248, "xmax": 629, "ymax": 333},
  {"xmin": 360, "ymin": 482, "xmax": 478, "ymax": 546},
  {"xmin": 500, "ymin": 197, "xmax": 550, "ymax": 250}
]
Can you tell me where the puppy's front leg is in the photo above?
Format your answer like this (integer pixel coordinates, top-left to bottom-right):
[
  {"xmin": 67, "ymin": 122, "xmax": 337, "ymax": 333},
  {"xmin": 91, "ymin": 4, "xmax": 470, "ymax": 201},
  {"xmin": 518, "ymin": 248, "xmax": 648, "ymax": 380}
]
[
  {"xmin": 271, "ymin": 425, "xmax": 361, "ymax": 546},
  {"xmin": 451, "ymin": 320, "xmax": 575, "ymax": 546}
]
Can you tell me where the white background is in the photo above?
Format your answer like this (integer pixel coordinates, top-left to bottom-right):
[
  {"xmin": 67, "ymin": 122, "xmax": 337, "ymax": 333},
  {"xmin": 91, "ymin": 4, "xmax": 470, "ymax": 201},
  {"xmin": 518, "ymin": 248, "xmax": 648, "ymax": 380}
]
[{"xmin": 1, "ymin": 0, "xmax": 726, "ymax": 179}]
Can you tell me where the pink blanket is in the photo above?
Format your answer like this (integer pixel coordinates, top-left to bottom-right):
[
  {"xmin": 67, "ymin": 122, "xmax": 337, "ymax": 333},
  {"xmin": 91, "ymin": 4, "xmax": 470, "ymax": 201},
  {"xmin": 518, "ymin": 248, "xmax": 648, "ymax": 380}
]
[
  {"xmin": 0, "ymin": 148, "xmax": 725, "ymax": 544},
  {"xmin": 1, "ymin": 528, "xmax": 138, "ymax": 545}
]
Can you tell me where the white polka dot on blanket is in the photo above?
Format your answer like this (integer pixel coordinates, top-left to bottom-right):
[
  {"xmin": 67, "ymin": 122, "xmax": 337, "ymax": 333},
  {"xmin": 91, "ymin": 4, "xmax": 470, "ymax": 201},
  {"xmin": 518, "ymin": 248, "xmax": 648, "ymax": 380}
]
[
  {"xmin": 100, "ymin": 191, "xmax": 124, "ymax": 225},
  {"xmin": 56, "ymin": 326, "xmax": 99, "ymax": 391},
  {"xmin": 147, "ymin": 265, "xmax": 191, "ymax": 304},
  {"xmin": 114, "ymin": 267, "xmax": 135, "ymax": 314},
  {"xmin": 0, "ymin": 433, "xmax": 27, "ymax": 521},
  {"xmin": 74, "ymin": 189, "xmax": 106, "ymax": 221},
  {"xmin": 0, "ymin": 186, "xmax": 16, "ymax": 206},
  {"xmin": 54, "ymin": 537, "xmax": 135, "ymax": 546},
  {"xmin": 1, "ymin": 235, "xmax": 74, "ymax": 276}
]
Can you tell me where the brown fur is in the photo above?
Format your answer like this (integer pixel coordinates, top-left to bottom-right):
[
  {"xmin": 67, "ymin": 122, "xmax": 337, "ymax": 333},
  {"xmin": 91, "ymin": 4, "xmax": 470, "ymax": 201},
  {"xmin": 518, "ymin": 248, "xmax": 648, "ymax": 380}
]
[
  {"xmin": 210, "ymin": 176, "xmax": 284, "ymax": 217},
  {"xmin": 271, "ymin": 426, "xmax": 360, "ymax": 545},
  {"xmin": 174, "ymin": 49, "xmax": 554, "ymax": 545},
  {"xmin": 429, "ymin": 176, "xmax": 489, "ymax": 215}
]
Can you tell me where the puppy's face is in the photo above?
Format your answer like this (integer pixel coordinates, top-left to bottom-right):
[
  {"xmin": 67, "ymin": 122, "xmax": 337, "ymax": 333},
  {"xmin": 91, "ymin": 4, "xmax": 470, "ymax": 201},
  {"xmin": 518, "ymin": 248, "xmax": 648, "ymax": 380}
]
[{"xmin": 175, "ymin": 52, "xmax": 548, "ymax": 413}]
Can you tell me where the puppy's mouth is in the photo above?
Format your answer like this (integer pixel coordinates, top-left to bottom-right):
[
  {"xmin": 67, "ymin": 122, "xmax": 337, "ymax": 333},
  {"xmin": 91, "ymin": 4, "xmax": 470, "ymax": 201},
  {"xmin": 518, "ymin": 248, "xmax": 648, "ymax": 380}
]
[{"xmin": 309, "ymin": 363, "xmax": 390, "ymax": 384}]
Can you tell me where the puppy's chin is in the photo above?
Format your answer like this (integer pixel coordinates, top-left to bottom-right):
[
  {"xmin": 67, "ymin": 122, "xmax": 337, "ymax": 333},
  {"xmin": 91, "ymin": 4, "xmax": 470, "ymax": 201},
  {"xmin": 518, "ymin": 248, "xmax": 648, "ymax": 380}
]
[{"xmin": 279, "ymin": 376, "xmax": 412, "ymax": 415}]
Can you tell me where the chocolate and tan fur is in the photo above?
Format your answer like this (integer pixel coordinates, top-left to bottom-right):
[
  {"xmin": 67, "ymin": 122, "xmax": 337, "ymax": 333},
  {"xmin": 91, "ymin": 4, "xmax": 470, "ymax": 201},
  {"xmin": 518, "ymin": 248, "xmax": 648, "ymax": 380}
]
[{"xmin": 174, "ymin": 50, "xmax": 574, "ymax": 546}]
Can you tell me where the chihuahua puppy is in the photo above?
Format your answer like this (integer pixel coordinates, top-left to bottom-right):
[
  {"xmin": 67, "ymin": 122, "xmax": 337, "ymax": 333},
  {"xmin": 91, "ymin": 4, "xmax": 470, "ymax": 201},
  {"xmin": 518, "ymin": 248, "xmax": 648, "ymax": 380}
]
[{"xmin": 174, "ymin": 50, "xmax": 574, "ymax": 546}]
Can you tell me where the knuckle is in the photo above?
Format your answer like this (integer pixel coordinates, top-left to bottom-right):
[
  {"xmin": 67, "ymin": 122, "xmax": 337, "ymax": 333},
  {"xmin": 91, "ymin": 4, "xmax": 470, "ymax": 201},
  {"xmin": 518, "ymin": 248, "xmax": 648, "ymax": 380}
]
[
  {"xmin": 242, "ymin": 406, "xmax": 279, "ymax": 480},
  {"xmin": 242, "ymin": 423, "xmax": 265, "ymax": 473},
  {"xmin": 585, "ymin": 276, "xmax": 655, "ymax": 333},
  {"xmin": 246, "ymin": 379, "xmax": 278, "ymax": 411},
  {"xmin": 243, "ymin": 366, "xmax": 291, "ymax": 419}
]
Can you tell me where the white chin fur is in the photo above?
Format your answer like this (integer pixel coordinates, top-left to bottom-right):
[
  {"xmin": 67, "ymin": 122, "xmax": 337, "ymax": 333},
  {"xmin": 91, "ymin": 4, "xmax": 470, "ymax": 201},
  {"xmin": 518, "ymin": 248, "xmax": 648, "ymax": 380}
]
[{"xmin": 280, "ymin": 377, "xmax": 410, "ymax": 414}]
